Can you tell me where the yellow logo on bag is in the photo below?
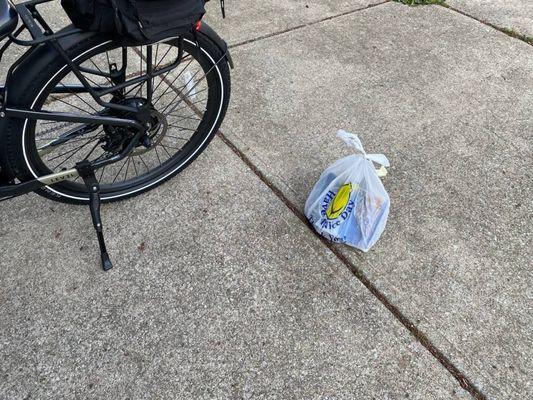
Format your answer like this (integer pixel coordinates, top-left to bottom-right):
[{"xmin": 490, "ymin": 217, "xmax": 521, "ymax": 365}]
[{"xmin": 326, "ymin": 183, "xmax": 352, "ymax": 220}]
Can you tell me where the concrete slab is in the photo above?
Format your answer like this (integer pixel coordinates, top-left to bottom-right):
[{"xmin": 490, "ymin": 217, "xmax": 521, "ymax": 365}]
[
  {"xmin": 0, "ymin": 138, "xmax": 469, "ymax": 398},
  {"xmin": 203, "ymin": 0, "xmax": 386, "ymax": 45},
  {"xmin": 222, "ymin": 2, "xmax": 533, "ymax": 398},
  {"xmin": 447, "ymin": 0, "xmax": 533, "ymax": 38}
]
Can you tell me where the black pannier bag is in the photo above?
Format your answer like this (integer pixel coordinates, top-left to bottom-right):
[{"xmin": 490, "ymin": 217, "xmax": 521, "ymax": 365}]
[{"xmin": 61, "ymin": 0, "xmax": 206, "ymax": 43}]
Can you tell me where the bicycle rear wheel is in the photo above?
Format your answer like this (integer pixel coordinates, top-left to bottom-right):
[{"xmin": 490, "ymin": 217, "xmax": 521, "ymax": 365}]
[{"xmin": 4, "ymin": 31, "xmax": 230, "ymax": 204}]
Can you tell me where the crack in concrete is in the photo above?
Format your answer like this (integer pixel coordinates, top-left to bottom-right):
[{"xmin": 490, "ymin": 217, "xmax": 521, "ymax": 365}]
[
  {"xmin": 159, "ymin": 22, "xmax": 490, "ymax": 399},
  {"xmin": 216, "ymin": 130, "xmax": 488, "ymax": 400},
  {"xmin": 228, "ymin": 1, "xmax": 392, "ymax": 50},
  {"xmin": 442, "ymin": 4, "xmax": 533, "ymax": 47},
  {"xmin": 226, "ymin": 0, "xmax": 532, "ymax": 51}
]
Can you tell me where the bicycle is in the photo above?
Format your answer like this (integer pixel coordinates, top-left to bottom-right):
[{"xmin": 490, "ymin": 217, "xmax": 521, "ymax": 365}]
[{"xmin": 0, "ymin": 0, "xmax": 232, "ymax": 270}]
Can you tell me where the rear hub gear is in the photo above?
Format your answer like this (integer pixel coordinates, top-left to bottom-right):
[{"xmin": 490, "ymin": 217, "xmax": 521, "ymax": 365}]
[{"xmin": 102, "ymin": 98, "xmax": 168, "ymax": 155}]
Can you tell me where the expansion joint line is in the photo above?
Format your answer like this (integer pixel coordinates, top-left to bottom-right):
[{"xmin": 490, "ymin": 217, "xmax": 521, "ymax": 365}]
[
  {"xmin": 229, "ymin": 1, "xmax": 392, "ymax": 50},
  {"xmin": 216, "ymin": 130, "xmax": 488, "ymax": 400},
  {"xmin": 164, "ymin": 18, "xmax": 489, "ymax": 397},
  {"xmin": 441, "ymin": 4, "xmax": 533, "ymax": 47}
]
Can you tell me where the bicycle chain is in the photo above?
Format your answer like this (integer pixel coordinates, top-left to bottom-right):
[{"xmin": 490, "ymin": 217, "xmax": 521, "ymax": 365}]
[{"xmin": 34, "ymin": 121, "xmax": 79, "ymax": 139}]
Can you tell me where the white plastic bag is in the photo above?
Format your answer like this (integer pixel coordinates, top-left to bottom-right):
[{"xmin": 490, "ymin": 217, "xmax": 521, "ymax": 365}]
[{"xmin": 304, "ymin": 130, "xmax": 391, "ymax": 252}]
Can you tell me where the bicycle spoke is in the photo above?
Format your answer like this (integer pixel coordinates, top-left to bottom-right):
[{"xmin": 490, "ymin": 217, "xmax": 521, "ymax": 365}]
[
  {"xmin": 160, "ymin": 144, "xmax": 172, "ymax": 158},
  {"xmin": 99, "ymin": 165, "xmax": 107, "ymax": 181},
  {"xmin": 57, "ymin": 83, "xmax": 99, "ymax": 113},
  {"xmin": 112, "ymin": 158, "xmax": 129, "ymax": 183},
  {"xmin": 167, "ymin": 124, "xmax": 196, "ymax": 131},
  {"xmin": 153, "ymin": 58, "xmax": 195, "ymax": 106},
  {"xmin": 165, "ymin": 134, "xmax": 189, "ymax": 141},
  {"xmin": 49, "ymin": 94, "xmax": 93, "ymax": 114},
  {"xmin": 88, "ymin": 58, "xmax": 113, "ymax": 86},
  {"xmin": 161, "ymin": 67, "xmax": 212, "ymax": 115},
  {"xmin": 154, "ymin": 146, "xmax": 163, "ymax": 166},
  {"xmin": 167, "ymin": 97, "xmax": 208, "ymax": 114},
  {"xmin": 159, "ymin": 69, "xmax": 203, "ymax": 112},
  {"xmin": 123, "ymin": 157, "xmax": 131, "ymax": 181},
  {"xmin": 160, "ymin": 143, "xmax": 182, "ymax": 152},
  {"xmin": 51, "ymin": 137, "xmax": 99, "ymax": 170},
  {"xmin": 164, "ymin": 93, "xmax": 205, "ymax": 117},
  {"xmin": 46, "ymin": 135, "xmax": 100, "ymax": 162},
  {"xmin": 158, "ymin": 86, "xmax": 208, "ymax": 109},
  {"xmin": 138, "ymin": 154, "xmax": 150, "ymax": 171},
  {"xmin": 132, "ymin": 156, "xmax": 139, "ymax": 177},
  {"xmin": 82, "ymin": 137, "xmax": 103, "ymax": 160},
  {"xmin": 152, "ymin": 44, "xmax": 159, "ymax": 89},
  {"xmin": 123, "ymin": 80, "xmax": 146, "ymax": 98},
  {"xmin": 83, "ymin": 74, "xmax": 105, "ymax": 90},
  {"xmin": 154, "ymin": 45, "xmax": 173, "ymax": 71},
  {"xmin": 151, "ymin": 66, "xmax": 176, "ymax": 95},
  {"xmin": 170, "ymin": 115, "xmax": 201, "ymax": 122},
  {"xmin": 36, "ymin": 132, "xmax": 94, "ymax": 143}
]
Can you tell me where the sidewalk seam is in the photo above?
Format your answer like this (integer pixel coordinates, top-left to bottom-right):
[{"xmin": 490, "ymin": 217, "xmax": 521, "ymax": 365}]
[
  {"xmin": 160, "ymin": 44, "xmax": 487, "ymax": 400},
  {"xmin": 225, "ymin": 0, "xmax": 532, "ymax": 49},
  {"xmin": 228, "ymin": 1, "xmax": 391, "ymax": 50},
  {"xmin": 217, "ymin": 131, "xmax": 488, "ymax": 400},
  {"xmin": 441, "ymin": 4, "xmax": 533, "ymax": 47}
]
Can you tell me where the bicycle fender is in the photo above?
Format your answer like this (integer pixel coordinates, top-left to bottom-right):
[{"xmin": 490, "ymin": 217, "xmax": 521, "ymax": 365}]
[
  {"xmin": 198, "ymin": 22, "xmax": 234, "ymax": 69},
  {"xmin": 0, "ymin": 41, "xmax": 42, "ymax": 182},
  {"xmin": 0, "ymin": 27, "xmax": 99, "ymax": 182},
  {"xmin": 0, "ymin": 141, "xmax": 14, "ymax": 184}
]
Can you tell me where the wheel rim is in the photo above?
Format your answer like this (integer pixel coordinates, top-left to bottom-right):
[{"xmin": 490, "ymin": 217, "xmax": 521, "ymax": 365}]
[{"xmin": 22, "ymin": 38, "xmax": 225, "ymax": 201}]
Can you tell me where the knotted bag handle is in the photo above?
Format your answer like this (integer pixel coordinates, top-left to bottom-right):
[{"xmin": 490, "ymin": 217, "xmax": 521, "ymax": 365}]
[{"xmin": 337, "ymin": 129, "xmax": 390, "ymax": 177}]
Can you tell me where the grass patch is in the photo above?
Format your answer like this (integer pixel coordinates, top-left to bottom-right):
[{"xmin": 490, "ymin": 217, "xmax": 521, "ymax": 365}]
[
  {"xmin": 499, "ymin": 27, "xmax": 533, "ymax": 46},
  {"xmin": 394, "ymin": 0, "xmax": 446, "ymax": 5}
]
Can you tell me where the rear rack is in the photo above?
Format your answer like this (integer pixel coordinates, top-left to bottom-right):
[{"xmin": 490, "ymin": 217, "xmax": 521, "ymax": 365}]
[
  {"xmin": 0, "ymin": 0, "xmax": 81, "ymax": 110},
  {"xmin": 9, "ymin": 0, "xmax": 82, "ymax": 46}
]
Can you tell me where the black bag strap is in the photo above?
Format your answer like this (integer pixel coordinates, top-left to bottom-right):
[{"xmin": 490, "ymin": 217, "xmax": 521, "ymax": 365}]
[
  {"xmin": 108, "ymin": 0, "xmax": 124, "ymax": 35},
  {"xmin": 110, "ymin": 0, "xmax": 150, "ymax": 42},
  {"xmin": 128, "ymin": 0, "xmax": 150, "ymax": 40}
]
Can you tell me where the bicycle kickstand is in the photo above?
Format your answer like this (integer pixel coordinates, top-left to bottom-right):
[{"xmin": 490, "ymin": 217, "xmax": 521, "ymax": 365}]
[{"xmin": 76, "ymin": 160, "xmax": 113, "ymax": 271}]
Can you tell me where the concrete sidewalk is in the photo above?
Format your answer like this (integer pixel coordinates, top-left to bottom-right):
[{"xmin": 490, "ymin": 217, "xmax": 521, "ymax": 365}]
[
  {"xmin": 1, "ymin": 1, "xmax": 532, "ymax": 399},
  {"xmin": 447, "ymin": 0, "xmax": 533, "ymax": 38}
]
